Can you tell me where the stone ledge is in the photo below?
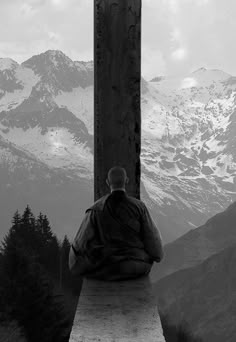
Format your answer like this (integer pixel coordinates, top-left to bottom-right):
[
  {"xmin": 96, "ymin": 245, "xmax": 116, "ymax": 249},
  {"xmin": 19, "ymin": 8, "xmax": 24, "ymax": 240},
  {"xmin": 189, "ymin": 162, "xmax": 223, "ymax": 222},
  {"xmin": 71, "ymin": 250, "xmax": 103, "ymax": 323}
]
[{"xmin": 69, "ymin": 275, "xmax": 166, "ymax": 342}]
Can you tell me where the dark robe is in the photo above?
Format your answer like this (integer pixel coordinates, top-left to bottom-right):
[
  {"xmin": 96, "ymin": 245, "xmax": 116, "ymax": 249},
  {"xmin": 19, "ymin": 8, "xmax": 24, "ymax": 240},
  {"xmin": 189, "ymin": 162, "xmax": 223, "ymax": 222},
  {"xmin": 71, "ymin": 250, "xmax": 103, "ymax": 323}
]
[{"xmin": 69, "ymin": 190, "xmax": 164, "ymax": 280}]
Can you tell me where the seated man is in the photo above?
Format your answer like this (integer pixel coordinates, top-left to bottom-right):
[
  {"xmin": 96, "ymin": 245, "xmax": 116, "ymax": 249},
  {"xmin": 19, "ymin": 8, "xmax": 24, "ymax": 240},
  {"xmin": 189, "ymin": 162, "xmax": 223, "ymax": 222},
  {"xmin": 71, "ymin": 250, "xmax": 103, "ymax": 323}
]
[{"xmin": 69, "ymin": 166, "xmax": 164, "ymax": 281}]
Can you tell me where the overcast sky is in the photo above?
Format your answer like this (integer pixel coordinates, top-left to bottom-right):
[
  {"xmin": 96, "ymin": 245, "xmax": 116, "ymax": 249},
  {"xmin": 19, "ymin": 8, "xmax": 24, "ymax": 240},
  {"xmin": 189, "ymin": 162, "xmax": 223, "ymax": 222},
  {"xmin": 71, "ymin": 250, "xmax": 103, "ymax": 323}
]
[{"xmin": 0, "ymin": 0, "xmax": 236, "ymax": 80}]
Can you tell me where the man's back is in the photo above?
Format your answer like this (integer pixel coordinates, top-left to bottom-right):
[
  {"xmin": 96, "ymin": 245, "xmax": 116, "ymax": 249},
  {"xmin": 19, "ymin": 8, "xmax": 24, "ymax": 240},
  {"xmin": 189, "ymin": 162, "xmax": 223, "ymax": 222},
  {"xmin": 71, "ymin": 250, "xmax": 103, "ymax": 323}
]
[
  {"xmin": 69, "ymin": 189, "xmax": 164, "ymax": 280},
  {"xmin": 91, "ymin": 190, "xmax": 150, "ymax": 263}
]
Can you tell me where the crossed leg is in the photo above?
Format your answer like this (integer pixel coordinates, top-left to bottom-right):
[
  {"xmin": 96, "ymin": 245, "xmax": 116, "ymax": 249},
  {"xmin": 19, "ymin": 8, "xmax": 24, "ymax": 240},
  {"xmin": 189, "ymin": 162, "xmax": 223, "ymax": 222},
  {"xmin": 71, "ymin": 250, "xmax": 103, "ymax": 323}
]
[{"xmin": 85, "ymin": 260, "xmax": 152, "ymax": 281}]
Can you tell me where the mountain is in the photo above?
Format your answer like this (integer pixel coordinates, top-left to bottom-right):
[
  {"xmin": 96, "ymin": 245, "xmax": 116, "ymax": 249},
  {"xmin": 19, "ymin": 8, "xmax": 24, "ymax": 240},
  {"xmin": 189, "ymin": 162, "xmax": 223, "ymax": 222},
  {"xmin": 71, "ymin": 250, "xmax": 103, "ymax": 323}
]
[
  {"xmin": 141, "ymin": 67, "xmax": 236, "ymax": 239},
  {"xmin": 154, "ymin": 243, "xmax": 236, "ymax": 342},
  {"xmin": 150, "ymin": 200, "xmax": 236, "ymax": 283},
  {"xmin": 0, "ymin": 50, "xmax": 236, "ymax": 242},
  {"xmin": 0, "ymin": 133, "xmax": 93, "ymax": 240}
]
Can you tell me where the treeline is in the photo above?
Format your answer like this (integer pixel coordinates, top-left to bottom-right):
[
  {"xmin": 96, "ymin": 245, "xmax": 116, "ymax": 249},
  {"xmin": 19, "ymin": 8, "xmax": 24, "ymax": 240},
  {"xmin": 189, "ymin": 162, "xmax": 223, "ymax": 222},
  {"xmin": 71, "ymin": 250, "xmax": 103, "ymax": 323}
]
[
  {"xmin": 0, "ymin": 205, "xmax": 81, "ymax": 342},
  {"xmin": 0, "ymin": 205, "xmax": 202, "ymax": 342}
]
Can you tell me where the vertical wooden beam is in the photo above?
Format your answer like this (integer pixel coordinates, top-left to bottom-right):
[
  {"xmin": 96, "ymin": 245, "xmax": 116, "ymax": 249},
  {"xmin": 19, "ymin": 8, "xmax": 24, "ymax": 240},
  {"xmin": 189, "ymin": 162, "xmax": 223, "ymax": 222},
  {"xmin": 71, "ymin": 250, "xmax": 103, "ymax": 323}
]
[
  {"xmin": 94, "ymin": 0, "xmax": 142, "ymax": 201},
  {"xmin": 69, "ymin": 4, "xmax": 167, "ymax": 340}
]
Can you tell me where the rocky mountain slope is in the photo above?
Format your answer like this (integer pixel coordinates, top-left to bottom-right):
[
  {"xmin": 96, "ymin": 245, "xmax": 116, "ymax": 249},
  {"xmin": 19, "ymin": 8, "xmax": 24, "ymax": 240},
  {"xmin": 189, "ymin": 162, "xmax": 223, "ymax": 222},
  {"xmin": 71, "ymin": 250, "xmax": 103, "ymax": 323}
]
[
  {"xmin": 0, "ymin": 50, "xmax": 236, "ymax": 242},
  {"xmin": 0, "ymin": 133, "xmax": 93, "ymax": 241},
  {"xmin": 154, "ymin": 242, "xmax": 236, "ymax": 342},
  {"xmin": 150, "ymin": 200, "xmax": 236, "ymax": 283}
]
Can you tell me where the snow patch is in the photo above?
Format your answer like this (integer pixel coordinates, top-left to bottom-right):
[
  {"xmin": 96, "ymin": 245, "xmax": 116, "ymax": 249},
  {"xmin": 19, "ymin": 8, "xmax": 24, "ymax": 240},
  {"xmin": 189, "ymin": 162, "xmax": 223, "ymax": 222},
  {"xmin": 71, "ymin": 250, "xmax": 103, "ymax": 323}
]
[
  {"xmin": 1, "ymin": 126, "xmax": 93, "ymax": 178},
  {"xmin": 54, "ymin": 86, "xmax": 93, "ymax": 134},
  {"xmin": 181, "ymin": 77, "xmax": 198, "ymax": 89},
  {"xmin": 0, "ymin": 58, "xmax": 18, "ymax": 71},
  {"xmin": 0, "ymin": 66, "xmax": 40, "ymax": 111}
]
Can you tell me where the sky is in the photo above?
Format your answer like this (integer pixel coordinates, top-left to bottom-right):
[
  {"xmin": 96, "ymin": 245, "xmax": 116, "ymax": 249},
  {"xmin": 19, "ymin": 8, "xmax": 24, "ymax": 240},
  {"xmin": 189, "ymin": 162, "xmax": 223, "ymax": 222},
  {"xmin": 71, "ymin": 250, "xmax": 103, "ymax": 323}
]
[{"xmin": 0, "ymin": 0, "xmax": 236, "ymax": 80}]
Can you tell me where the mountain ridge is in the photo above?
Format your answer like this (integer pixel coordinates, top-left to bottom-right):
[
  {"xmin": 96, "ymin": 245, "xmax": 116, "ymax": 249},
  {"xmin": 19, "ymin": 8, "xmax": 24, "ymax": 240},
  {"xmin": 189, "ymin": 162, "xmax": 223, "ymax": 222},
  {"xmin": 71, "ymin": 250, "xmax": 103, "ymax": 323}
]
[
  {"xmin": 150, "ymin": 199, "xmax": 236, "ymax": 283},
  {"xmin": 0, "ymin": 50, "xmax": 236, "ymax": 242},
  {"xmin": 154, "ymin": 241, "xmax": 236, "ymax": 342}
]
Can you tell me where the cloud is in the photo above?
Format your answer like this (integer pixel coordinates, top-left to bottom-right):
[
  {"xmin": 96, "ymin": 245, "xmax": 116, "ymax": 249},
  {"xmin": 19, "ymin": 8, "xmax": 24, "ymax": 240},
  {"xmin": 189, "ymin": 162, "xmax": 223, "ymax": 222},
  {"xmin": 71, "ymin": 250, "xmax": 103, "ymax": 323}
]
[
  {"xmin": 169, "ymin": 0, "xmax": 180, "ymax": 13},
  {"xmin": 20, "ymin": 3, "xmax": 36, "ymax": 16},
  {"xmin": 142, "ymin": 46, "xmax": 166, "ymax": 80},
  {"xmin": 0, "ymin": 0, "xmax": 236, "ymax": 79},
  {"xmin": 50, "ymin": 0, "xmax": 67, "ymax": 11},
  {"xmin": 171, "ymin": 28, "xmax": 182, "ymax": 43},
  {"xmin": 0, "ymin": 0, "xmax": 93, "ymax": 63},
  {"xmin": 172, "ymin": 48, "xmax": 187, "ymax": 61}
]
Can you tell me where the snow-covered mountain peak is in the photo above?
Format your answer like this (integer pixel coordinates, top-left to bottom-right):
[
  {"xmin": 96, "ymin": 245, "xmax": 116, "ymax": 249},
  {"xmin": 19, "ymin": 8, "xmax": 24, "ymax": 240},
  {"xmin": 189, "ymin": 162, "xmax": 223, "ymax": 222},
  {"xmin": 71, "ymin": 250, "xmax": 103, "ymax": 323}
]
[
  {"xmin": 191, "ymin": 67, "xmax": 231, "ymax": 84},
  {"xmin": 22, "ymin": 50, "xmax": 75, "ymax": 74},
  {"xmin": 0, "ymin": 58, "xmax": 19, "ymax": 71},
  {"xmin": 20, "ymin": 50, "xmax": 94, "ymax": 94},
  {"xmin": 44, "ymin": 49, "xmax": 74, "ymax": 67},
  {"xmin": 1, "ymin": 52, "xmax": 236, "ymax": 244},
  {"xmin": 192, "ymin": 67, "xmax": 207, "ymax": 73},
  {"xmin": 149, "ymin": 68, "xmax": 232, "ymax": 98}
]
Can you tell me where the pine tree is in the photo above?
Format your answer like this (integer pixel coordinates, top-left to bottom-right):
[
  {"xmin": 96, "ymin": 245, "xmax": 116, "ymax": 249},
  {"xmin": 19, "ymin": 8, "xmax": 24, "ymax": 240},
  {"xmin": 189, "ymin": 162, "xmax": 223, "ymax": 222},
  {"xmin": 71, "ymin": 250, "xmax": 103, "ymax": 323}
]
[
  {"xmin": 1, "ymin": 210, "xmax": 23, "ymax": 256},
  {"xmin": 61, "ymin": 235, "xmax": 71, "ymax": 264},
  {"xmin": 1, "ymin": 247, "xmax": 69, "ymax": 342},
  {"xmin": 11, "ymin": 205, "xmax": 41, "ymax": 260},
  {"xmin": 0, "ymin": 207, "xmax": 71, "ymax": 342},
  {"xmin": 21, "ymin": 205, "xmax": 35, "ymax": 228},
  {"xmin": 36, "ymin": 212, "xmax": 56, "ymax": 272},
  {"xmin": 61, "ymin": 236, "xmax": 71, "ymax": 289},
  {"xmin": 62, "ymin": 235, "xmax": 71, "ymax": 252},
  {"xmin": 37, "ymin": 213, "xmax": 54, "ymax": 245},
  {"xmin": 11, "ymin": 210, "xmax": 21, "ymax": 231}
]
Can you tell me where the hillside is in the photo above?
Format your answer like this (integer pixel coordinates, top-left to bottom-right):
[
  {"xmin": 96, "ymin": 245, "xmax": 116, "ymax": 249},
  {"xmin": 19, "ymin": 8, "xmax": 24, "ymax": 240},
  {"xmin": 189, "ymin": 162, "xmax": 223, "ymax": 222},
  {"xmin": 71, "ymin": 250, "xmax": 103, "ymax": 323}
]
[
  {"xmin": 150, "ymin": 201, "xmax": 236, "ymax": 283},
  {"xmin": 154, "ymin": 243, "xmax": 236, "ymax": 342}
]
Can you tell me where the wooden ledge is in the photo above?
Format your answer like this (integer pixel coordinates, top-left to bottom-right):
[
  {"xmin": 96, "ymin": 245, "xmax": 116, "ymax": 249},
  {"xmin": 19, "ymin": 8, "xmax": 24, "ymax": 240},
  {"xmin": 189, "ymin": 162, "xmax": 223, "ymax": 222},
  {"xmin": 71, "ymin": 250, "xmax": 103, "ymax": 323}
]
[{"xmin": 69, "ymin": 275, "xmax": 166, "ymax": 342}]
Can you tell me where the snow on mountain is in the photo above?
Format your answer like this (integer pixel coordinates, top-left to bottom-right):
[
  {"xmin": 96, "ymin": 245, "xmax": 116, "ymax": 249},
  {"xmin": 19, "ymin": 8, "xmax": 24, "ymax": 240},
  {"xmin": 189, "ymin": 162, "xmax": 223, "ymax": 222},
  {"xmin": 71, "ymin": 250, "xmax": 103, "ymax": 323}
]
[
  {"xmin": 0, "ymin": 58, "xmax": 18, "ymax": 71},
  {"xmin": 54, "ymin": 86, "xmax": 93, "ymax": 135},
  {"xmin": 140, "ymin": 68, "xmax": 236, "ymax": 237},
  {"xmin": 0, "ymin": 65, "xmax": 40, "ymax": 111},
  {"xmin": 1, "ymin": 125, "xmax": 93, "ymax": 178},
  {"xmin": 0, "ymin": 51, "xmax": 236, "ymax": 243},
  {"xmin": 22, "ymin": 50, "xmax": 93, "ymax": 93},
  {"xmin": 0, "ymin": 132, "xmax": 93, "ymax": 242},
  {"xmin": 191, "ymin": 66, "xmax": 230, "ymax": 82}
]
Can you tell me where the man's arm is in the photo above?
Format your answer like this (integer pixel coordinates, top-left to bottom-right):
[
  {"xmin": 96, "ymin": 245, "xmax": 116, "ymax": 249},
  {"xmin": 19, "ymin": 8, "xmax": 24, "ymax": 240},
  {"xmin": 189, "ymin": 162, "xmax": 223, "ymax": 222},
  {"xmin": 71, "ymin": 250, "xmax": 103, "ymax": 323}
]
[
  {"xmin": 140, "ymin": 204, "xmax": 164, "ymax": 263},
  {"xmin": 69, "ymin": 209, "xmax": 96, "ymax": 275}
]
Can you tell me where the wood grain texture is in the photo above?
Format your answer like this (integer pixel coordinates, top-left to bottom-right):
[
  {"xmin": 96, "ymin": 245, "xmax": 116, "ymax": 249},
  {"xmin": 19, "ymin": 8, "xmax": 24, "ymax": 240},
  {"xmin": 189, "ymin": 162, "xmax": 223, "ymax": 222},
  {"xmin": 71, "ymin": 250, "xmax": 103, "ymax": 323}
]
[
  {"xmin": 69, "ymin": 276, "xmax": 166, "ymax": 341},
  {"xmin": 94, "ymin": 0, "xmax": 141, "ymax": 200}
]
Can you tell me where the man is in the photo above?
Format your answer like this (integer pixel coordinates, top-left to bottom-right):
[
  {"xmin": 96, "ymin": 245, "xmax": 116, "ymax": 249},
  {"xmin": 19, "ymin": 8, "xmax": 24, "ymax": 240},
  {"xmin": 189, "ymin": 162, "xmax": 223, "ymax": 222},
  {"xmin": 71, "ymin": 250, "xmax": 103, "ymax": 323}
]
[{"xmin": 69, "ymin": 166, "xmax": 164, "ymax": 281}]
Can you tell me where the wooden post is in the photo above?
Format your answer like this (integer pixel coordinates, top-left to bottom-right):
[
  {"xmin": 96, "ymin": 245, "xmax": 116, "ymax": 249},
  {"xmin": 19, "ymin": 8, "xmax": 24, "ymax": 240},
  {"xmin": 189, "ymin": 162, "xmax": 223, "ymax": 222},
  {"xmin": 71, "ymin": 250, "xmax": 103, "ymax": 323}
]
[
  {"xmin": 94, "ymin": 0, "xmax": 142, "ymax": 200},
  {"xmin": 69, "ymin": 2, "xmax": 166, "ymax": 340}
]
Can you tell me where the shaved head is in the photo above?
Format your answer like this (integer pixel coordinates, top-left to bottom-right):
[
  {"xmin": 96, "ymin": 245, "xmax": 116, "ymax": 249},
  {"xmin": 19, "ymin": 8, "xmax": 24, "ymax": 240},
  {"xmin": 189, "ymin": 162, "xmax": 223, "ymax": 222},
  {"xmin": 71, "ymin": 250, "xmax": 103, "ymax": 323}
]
[{"xmin": 107, "ymin": 166, "xmax": 128, "ymax": 189}]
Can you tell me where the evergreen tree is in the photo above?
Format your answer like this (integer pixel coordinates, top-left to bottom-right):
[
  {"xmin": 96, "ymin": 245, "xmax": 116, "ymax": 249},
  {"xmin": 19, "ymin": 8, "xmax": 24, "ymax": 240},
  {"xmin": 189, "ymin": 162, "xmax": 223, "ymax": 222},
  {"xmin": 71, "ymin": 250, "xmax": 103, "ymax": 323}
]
[
  {"xmin": 62, "ymin": 235, "xmax": 71, "ymax": 253},
  {"xmin": 0, "ymin": 207, "xmax": 71, "ymax": 342},
  {"xmin": 48, "ymin": 234, "xmax": 61, "ymax": 279},
  {"xmin": 1, "ymin": 247, "xmax": 69, "ymax": 342},
  {"xmin": 6, "ymin": 206, "xmax": 40, "ymax": 260},
  {"xmin": 11, "ymin": 210, "xmax": 21, "ymax": 231},
  {"xmin": 36, "ymin": 213, "xmax": 54, "ymax": 245},
  {"xmin": 36, "ymin": 212, "xmax": 59, "ymax": 273},
  {"xmin": 21, "ymin": 205, "xmax": 35, "ymax": 228},
  {"xmin": 61, "ymin": 236, "xmax": 71, "ymax": 289}
]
